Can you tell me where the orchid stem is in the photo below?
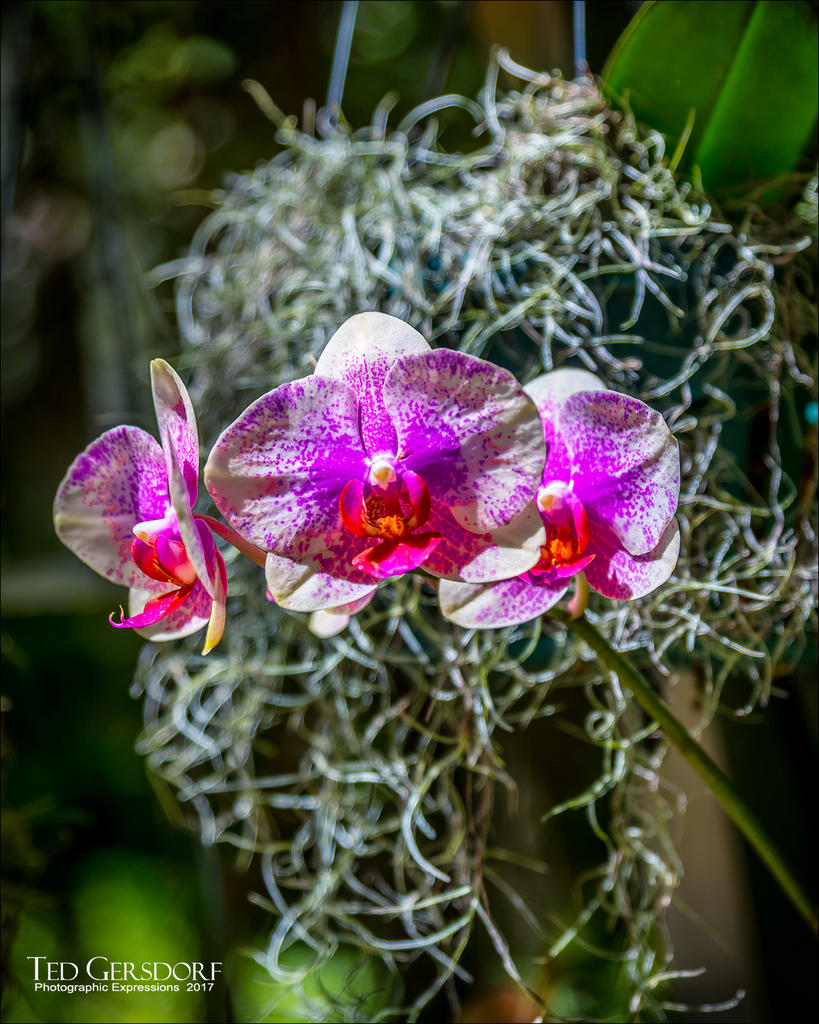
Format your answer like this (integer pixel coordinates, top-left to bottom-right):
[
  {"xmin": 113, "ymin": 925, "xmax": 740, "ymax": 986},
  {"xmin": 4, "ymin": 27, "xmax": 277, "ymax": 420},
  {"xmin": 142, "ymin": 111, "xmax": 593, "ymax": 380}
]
[
  {"xmin": 561, "ymin": 612, "xmax": 817, "ymax": 936},
  {"xmin": 196, "ymin": 514, "xmax": 267, "ymax": 568}
]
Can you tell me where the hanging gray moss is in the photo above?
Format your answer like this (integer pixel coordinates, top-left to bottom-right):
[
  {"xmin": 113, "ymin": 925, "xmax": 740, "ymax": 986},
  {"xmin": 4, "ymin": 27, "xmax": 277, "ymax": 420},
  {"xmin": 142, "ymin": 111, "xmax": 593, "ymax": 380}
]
[{"xmin": 135, "ymin": 53, "xmax": 817, "ymax": 1022}]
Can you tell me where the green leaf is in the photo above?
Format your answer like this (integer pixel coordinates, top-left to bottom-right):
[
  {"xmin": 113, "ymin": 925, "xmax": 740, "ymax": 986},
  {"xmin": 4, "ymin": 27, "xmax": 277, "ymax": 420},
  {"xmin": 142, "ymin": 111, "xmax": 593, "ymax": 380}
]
[{"xmin": 602, "ymin": 0, "xmax": 818, "ymax": 196}]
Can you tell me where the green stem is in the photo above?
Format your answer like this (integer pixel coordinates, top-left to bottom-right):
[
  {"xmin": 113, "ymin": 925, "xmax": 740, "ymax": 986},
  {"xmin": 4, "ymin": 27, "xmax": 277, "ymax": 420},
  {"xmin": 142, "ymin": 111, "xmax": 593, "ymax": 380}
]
[{"xmin": 562, "ymin": 612, "xmax": 817, "ymax": 936}]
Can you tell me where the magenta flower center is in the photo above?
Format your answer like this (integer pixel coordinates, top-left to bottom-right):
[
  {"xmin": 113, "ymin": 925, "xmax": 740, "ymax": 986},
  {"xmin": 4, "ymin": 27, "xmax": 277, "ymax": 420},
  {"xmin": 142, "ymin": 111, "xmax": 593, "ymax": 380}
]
[
  {"xmin": 338, "ymin": 459, "xmax": 442, "ymax": 578},
  {"xmin": 529, "ymin": 481, "xmax": 593, "ymax": 578},
  {"xmin": 131, "ymin": 516, "xmax": 197, "ymax": 589},
  {"xmin": 339, "ymin": 459, "xmax": 432, "ymax": 542}
]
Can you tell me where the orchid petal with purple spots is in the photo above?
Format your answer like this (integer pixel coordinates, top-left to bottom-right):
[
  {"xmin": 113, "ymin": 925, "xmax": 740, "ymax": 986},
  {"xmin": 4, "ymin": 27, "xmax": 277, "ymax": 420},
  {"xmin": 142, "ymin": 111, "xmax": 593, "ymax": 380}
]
[
  {"xmin": 204, "ymin": 374, "xmax": 368, "ymax": 553},
  {"xmin": 384, "ymin": 348, "xmax": 545, "ymax": 532},
  {"xmin": 560, "ymin": 390, "xmax": 679, "ymax": 556},
  {"xmin": 54, "ymin": 359, "xmax": 228, "ymax": 652},
  {"xmin": 314, "ymin": 311, "xmax": 430, "ymax": 457},
  {"xmin": 440, "ymin": 368, "xmax": 680, "ymax": 628},
  {"xmin": 263, "ymin": 546, "xmax": 378, "ymax": 611},
  {"xmin": 155, "ymin": 362, "xmax": 213, "ymax": 598},
  {"xmin": 525, "ymin": 368, "xmax": 607, "ymax": 487},
  {"xmin": 205, "ymin": 313, "xmax": 546, "ymax": 611},
  {"xmin": 53, "ymin": 426, "xmax": 168, "ymax": 587},
  {"xmin": 584, "ymin": 519, "xmax": 680, "ymax": 600},
  {"xmin": 439, "ymin": 573, "xmax": 569, "ymax": 629}
]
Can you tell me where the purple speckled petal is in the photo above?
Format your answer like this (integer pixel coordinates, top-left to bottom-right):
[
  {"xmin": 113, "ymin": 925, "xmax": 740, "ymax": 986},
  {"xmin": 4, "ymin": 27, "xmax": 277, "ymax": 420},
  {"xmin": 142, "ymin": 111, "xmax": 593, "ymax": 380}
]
[
  {"xmin": 151, "ymin": 359, "xmax": 199, "ymax": 505},
  {"xmin": 384, "ymin": 349, "xmax": 545, "ymax": 532},
  {"xmin": 53, "ymin": 426, "xmax": 168, "ymax": 586},
  {"xmin": 127, "ymin": 577, "xmax": 212, "ymax": 641},
  {"xmin": 525, "ymin": 368, "xmax": 607, "ymax": 486},
  {"xmin": 584, "ymin": 519, "xmax": 680, "ymax": 600},
  {"xmin": 560, "ymin": 390, "xmax": 680, "ymax": 556},
  {"xmin": 314, "ymin": 312, "xmax": 430, "ymax": 458},
  {"xmin": 265, "ymin": 549, "xmax": 378, "ymax": 612},
  {"xmin": 204, "ymin": 375, "xmax": 368, "ymax": 555},
  {"xmin": 422, "ymin": 501, "xmax": 544, "ymax": 583},
  {"xmin": 439, "ymin": 574, "xmax": 568, "ymax": 628}
]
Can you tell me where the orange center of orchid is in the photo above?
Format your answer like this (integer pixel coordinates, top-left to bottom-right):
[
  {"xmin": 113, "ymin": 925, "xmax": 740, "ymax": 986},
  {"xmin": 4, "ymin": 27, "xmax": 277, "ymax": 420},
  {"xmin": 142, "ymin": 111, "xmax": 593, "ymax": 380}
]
[
  {"xmin": 338, "ymin": 459, "xmax": 442, "ymax": 578},
  {"xmin": 340, "ymin": 458, "xmax": 430, "ymax": 542},
  {"xmin": 529, "ymin": 482, "xmax": 593, "ymax": 578}
]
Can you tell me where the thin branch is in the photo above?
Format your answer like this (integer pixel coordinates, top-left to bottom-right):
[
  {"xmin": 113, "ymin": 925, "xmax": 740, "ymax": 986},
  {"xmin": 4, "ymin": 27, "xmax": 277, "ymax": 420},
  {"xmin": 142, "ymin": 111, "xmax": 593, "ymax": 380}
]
[
  {"xmin": 562, "ymin": 611, "xmax": 818, "ymax": 935},
  {"xmin": 327, "ymin": 1, "xmax": 359, "ymax": 124}
]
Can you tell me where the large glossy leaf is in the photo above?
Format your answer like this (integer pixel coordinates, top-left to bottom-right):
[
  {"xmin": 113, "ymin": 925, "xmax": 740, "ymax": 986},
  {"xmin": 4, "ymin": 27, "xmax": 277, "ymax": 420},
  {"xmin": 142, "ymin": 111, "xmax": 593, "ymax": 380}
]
[{"xmin": 602, "ymin": 1, "xmax": 818, "ymax": 195}]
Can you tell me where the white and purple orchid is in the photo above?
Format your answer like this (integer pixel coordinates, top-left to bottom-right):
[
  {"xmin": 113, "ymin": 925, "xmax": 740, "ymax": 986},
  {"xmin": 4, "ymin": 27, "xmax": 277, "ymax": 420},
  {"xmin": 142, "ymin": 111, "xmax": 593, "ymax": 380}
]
[
  {"xmin": 54, "ymin": 317, "xmax": 682, "ymax": 647},
  {"xmin": 53, "ymin": 359, "xmax": 229, "ymax": 653},
  {"xmin": 438, "ymin": 368, "xmax": 681, "ymax": 628},
  {"xmin": 204, "ymin": 312, "xmax": 547, "ymax": 612}
]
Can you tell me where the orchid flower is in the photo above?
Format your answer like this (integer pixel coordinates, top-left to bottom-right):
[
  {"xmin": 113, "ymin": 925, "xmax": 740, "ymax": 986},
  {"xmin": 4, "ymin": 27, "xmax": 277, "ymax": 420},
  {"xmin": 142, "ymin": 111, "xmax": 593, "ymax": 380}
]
[
  {"xmin": 438, "ymin": 368, "xmax": 681, "ymax": 628},
  {"xmin": 204, "ymin": 312, "xmax": 547, "ymax": 612},
  {"xmin": 53, "ymin": 360, "xmax": 232, "ymax": 653}
]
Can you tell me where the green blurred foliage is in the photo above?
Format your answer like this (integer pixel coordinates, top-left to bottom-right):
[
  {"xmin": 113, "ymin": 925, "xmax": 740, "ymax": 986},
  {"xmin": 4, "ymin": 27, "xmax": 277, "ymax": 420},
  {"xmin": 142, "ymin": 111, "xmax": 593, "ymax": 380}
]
[
  {"xmin": 603, "ymin": 0, "xmax": 819, "ymax": 196},
  {"xmin": 1, "ymin": 613, "xmax": 211, "ymax": 1023},
  {"xmin": 231, "ymin": 943, "xmax": 400, "ymax": 1023},
  {"xmin": 4, "ymin": 852, "xmax": 204, "ymax": 1023}
]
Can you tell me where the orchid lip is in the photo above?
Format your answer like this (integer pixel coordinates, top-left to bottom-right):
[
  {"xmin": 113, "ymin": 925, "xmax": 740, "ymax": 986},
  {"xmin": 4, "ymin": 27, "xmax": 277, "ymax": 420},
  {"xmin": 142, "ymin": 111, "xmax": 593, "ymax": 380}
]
[
  {"xmin": 352, "ymin": 532, "xmax": 442, "ymax": 578},
  {"xmin": 339, "ymin": 466, "xmax": 440, "ymax": 574},
  {"xmin": 341, "ymin": 468, "xmax": 431, "ymax": 539},
  {"xmin": 132, "ymin": 514, "xmax": 198, "ymax": 588},
  {"xmin": 531, "ymin": 479, "xmax": 591, "ymax": 578}
]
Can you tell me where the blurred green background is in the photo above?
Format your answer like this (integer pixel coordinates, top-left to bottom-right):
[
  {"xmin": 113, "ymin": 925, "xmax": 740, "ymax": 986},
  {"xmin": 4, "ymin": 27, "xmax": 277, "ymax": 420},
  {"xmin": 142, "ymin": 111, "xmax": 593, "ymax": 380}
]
[{"xmin": 2, "ymin": 3, "xmax": 816, "ymax": 1022}]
